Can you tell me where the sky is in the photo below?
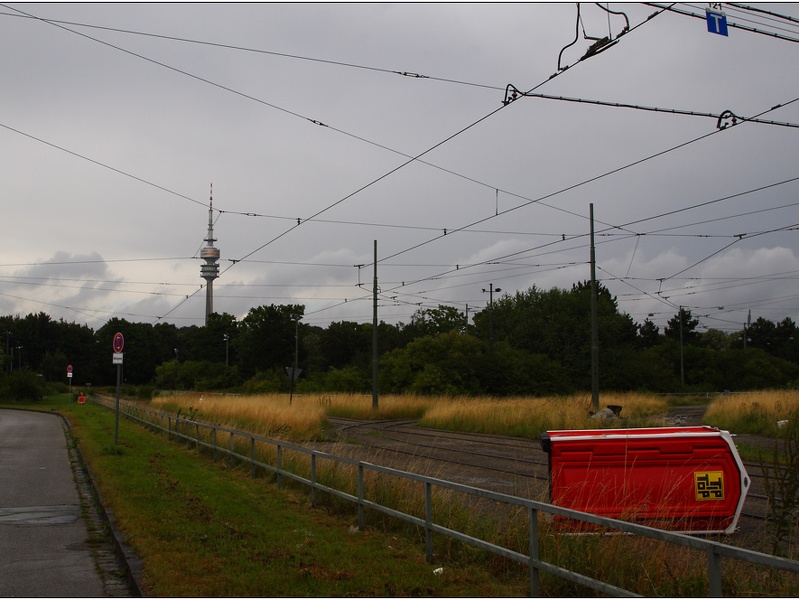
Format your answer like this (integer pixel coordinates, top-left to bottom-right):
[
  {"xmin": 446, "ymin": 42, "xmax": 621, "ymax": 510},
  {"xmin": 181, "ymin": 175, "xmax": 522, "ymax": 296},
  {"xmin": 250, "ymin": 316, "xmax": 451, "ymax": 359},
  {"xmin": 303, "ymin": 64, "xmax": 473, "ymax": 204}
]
[{"xmin": 2, "ymin": 2, "xmax": 798, "ymax": 336}]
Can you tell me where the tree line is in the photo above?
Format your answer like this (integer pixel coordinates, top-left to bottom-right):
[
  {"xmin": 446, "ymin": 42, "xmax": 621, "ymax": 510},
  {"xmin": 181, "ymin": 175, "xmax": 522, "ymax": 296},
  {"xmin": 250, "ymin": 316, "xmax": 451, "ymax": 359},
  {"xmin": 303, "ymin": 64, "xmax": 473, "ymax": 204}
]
[{"xmin": 2, "ymin": 281, "xmax": 798, "ymax": 399}]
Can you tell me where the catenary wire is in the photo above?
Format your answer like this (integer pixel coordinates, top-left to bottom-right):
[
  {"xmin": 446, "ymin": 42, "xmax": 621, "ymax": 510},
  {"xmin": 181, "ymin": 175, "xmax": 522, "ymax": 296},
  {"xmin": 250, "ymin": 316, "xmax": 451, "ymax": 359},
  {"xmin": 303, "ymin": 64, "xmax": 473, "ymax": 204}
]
[{"xmin": 6, "ymin": 2, "xmax": 792, "ymax": 328}]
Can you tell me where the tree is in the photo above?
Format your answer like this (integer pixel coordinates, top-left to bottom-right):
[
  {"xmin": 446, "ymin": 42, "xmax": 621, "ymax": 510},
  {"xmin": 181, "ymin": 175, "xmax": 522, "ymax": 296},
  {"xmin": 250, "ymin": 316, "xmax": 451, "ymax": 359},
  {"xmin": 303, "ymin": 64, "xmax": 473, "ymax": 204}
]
[
  {"xmin": 176, "ymin": 312, "xmax": 238, "ymax": 364},
  {"xmin": 473, "ymin": 282, "xmax": 638, "ymax": 388},
  {"xmin": 317, "ymin": 321, "xmax": 372, "ymax": 371},
  {"xmin": 747, "ymin": 316, "xmax": 777, "ymax": 351},
  {"xmin": 380, "ymin": 331, "xmax": 486, "ymax": 395},
  {"xmin": 402, "ymin": 305, "xmax": 467, "ymax": 340},
  {"xmin": 664, "ymin": 307, "xmax": 700, "ymax": 345},
  {"xmin": 235, "ymin": 304, "xmax": 304, "ymax": 378},
  {"xmin": 638, "ymin": 318, "xmax": 660, "ymax": 348},
  {"xmin": 701, "ymin": 328, "xmax": 732, "ymax": 352}
]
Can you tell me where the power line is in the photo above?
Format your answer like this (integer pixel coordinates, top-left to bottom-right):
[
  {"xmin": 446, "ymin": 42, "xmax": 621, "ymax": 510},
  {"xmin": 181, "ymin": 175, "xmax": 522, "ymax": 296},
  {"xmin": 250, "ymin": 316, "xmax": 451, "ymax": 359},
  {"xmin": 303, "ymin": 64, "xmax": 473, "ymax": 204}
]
[
  {"xmin": 502, "ymin": 89, "xmax": 799, "ymax": 129},
  {"xmin": 0, "ymin": 121, "xmax": 208, "ymax": 209},
  {"xmin": 0, "ymin": 256, "xmax": 194, "ymax": 268},
  {"xmin": 7, "ymin": 4, "xmax": 798, "ymax": 329},
  {"xmin": 0, "ymin": 8, "xmax": 504, "ymax": 93},
  {"xmin": 645, "ymin": 2, "xmax": 799, "ymax": 42},
  {"xmin": 727, "ymin": 3, "xmax": 799, "ymax": 26}
]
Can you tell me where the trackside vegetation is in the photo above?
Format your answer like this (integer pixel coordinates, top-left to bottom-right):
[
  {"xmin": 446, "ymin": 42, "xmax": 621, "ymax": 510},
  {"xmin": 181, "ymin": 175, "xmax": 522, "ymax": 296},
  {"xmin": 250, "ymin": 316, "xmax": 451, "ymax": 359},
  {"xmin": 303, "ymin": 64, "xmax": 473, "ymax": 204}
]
[
  {"xmin": 3, "ymin": 281, "xmax": 799, "ymax": 398},
  {"xmin": 3, "ymin": 392, "xmax": 798, "ymax": 595},
  {"xmin": 57, "ymin": 397, "xmax": 530, "ymax": 596}
]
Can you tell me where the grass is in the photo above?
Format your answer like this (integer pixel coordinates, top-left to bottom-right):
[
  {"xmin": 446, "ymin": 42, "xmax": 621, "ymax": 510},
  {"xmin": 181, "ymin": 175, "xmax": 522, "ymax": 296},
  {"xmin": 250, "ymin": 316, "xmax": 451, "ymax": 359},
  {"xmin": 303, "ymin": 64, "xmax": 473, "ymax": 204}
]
[
  {"xmin": 148, "ymin": 389, "xmax": 799, "ymax": 443},
  {"xmin": 150, "ymin": 390, "xmax": 674, "ymax": 442},
  {"xmin": 5, "ymin": 391, "xmax": 799, "ymax": 595},
  {"xmin": 154, "ymin": 391, "xmax": 328, "ymax": 441},
  {"xmin": 56, "ymin": 396, "xmax": 529, "ymax": 596},
  {"xmin": 703, "ymin": 390, "xmax": 799, "ymax": 435}
]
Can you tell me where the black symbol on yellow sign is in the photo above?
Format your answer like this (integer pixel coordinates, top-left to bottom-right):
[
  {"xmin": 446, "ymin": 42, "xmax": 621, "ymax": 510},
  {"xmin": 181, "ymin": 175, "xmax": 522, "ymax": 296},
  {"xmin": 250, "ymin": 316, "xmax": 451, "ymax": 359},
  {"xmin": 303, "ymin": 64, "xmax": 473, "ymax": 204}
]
[{"xmin": 695, "ymin": 471, "xmax": 724, "ymax": 501}]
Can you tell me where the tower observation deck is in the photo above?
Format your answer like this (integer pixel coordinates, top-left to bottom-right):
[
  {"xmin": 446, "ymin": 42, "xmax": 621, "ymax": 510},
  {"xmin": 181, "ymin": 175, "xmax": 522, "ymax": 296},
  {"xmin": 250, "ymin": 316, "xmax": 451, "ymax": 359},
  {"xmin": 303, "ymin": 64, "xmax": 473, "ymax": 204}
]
[{"xmin": 201, "ymin": 185, "xmax": 220, "ymax": 324}]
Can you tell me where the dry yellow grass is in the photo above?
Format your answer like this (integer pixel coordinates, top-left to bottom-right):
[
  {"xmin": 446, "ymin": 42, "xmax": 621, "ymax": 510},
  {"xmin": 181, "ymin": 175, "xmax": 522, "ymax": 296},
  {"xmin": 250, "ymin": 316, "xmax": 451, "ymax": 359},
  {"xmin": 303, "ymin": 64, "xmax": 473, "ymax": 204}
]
[
  {"xmin": 704, "ymin": 389, "xmax": 799, "ymax": 434},
  {"xmin": 150, "ymin": 390, "xmax": 672, "ymax": 441},
  {"xmin": 151, "ymin": 392, "xmax": 326, "ymax": 441},
  {"xmin": 417, "ymin": 392, "xmax": 670, "ymax": 437}
]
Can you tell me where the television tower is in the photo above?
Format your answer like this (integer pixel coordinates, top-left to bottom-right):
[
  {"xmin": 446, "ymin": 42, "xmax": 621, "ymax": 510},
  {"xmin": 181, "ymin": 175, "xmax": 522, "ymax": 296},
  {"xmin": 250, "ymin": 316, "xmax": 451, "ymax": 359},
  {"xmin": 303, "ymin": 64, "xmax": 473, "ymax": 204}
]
[{"xmin": 200, "ymin": 184, "xmax": 220, "ymax": 325}]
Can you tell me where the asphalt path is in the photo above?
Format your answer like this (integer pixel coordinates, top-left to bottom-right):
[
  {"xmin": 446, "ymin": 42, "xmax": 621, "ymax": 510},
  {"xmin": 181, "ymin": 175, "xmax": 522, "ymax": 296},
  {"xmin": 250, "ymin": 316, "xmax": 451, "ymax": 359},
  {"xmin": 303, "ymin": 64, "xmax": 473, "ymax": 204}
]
[{"xmin": 0, "ymin": 409, "xmax": 107, "ymax": 597}]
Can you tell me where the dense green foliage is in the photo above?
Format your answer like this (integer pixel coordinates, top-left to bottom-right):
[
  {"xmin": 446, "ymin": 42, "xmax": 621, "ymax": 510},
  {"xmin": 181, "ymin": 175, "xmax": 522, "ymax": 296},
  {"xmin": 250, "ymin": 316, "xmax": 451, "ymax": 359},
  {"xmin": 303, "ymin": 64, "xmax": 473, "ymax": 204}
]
[{"xmin": 2, "ymin": 282, "xmax": 799, "ymax": 397}]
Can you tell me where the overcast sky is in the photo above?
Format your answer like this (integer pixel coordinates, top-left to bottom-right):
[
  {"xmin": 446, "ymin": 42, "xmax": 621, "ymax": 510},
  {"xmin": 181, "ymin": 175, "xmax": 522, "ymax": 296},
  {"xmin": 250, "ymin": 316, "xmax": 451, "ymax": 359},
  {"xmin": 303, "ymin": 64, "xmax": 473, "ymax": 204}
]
[{"xmin": 2, "ymin": 2, "xmax": 798, "ymax": 335}]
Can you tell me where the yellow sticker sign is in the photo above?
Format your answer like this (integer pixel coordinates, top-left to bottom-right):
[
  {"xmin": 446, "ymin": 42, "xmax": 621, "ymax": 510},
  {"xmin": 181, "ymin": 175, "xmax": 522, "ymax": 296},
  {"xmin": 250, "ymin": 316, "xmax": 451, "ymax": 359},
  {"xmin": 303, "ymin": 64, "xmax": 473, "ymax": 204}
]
[{"xmin": 695, "ymin": 471, "xmax": 724, "ymax": 501}]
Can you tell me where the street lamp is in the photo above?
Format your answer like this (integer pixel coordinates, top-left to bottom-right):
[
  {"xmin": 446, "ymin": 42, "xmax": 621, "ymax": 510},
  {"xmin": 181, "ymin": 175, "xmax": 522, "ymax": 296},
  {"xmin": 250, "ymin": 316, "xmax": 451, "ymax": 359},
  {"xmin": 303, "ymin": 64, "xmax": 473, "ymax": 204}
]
[{"xmin": 481, "ymin": 284, "xmax": 501, "ymax": 351}]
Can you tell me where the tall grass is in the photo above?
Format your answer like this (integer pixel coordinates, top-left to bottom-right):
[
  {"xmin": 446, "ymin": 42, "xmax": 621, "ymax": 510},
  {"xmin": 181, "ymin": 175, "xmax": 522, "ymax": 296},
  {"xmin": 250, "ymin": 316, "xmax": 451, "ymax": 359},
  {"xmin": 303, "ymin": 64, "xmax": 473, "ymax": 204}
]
[
  {"xmin": 123, "ymin": 391, "xmax": 799, "ymax": 594},
  {"xmin": 150, "ymin": 389, "xmax": 799, "ymax": 444},
  {"xmin": 417, "ymin": 392, "xmax": 670, "ymax": 437},
  {"xmin": 152, "ymin": 392, "xmax": 326, "ymax": 441},
  {"xmin": 150, "ymin": 391, "xmax": 674, "ymax": 442},
  {"xmin": 704, "ymin": 390, "xmax": 799, "ymax": 435}
]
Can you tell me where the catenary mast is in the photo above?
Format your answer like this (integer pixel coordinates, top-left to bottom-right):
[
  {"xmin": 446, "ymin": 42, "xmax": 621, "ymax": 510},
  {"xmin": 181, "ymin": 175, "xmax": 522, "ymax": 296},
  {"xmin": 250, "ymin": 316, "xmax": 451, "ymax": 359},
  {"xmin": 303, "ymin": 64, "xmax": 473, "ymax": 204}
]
[{"xmin": 200, "ymin": 184, "xmax": 220, "ymax": 325}]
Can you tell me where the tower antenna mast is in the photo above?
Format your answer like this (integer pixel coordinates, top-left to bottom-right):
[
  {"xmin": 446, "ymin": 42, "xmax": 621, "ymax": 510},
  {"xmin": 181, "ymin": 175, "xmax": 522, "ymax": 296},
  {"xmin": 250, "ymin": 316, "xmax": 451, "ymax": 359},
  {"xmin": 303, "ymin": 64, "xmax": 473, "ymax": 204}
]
[{"xmin": 200, "ymin": 183, "xmax": 221, "ymax": 324}]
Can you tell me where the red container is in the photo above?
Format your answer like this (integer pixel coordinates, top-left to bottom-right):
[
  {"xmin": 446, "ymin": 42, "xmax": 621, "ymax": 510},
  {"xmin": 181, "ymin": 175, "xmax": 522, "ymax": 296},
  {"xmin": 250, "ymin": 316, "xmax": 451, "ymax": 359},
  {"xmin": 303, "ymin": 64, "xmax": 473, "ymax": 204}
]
[{"xmin": 541, "ymin": 426, "xmax": 750, "ymax": 534}]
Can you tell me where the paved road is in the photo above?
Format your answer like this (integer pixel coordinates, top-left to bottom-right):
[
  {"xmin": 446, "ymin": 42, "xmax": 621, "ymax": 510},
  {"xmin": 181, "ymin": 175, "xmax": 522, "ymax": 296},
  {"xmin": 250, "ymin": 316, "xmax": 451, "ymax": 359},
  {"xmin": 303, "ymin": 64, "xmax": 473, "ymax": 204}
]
[{"xmin": 0, "ymin": 409, "xmax": 121, "ymax": 597}]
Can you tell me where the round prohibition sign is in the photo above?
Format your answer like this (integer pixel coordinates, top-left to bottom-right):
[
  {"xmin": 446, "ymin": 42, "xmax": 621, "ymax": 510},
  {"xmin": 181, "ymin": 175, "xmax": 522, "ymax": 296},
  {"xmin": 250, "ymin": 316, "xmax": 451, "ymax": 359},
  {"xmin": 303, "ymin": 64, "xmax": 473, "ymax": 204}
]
[{"xmin": 113, "ymin": 332, "xmax": 125, "ymax": 353}]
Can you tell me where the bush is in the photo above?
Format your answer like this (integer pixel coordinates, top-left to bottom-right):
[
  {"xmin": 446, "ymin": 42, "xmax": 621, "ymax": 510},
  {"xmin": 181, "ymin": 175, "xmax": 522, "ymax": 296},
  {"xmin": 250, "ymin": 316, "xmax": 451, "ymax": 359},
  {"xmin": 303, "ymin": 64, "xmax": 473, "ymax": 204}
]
[
  {"xmin": 0, "ymin": 371, "xmax": 47, "ymax": 402},
  {"xmin": 241, "ymin": 369, "xmax": 285, "ymax": 394},
  {"xmin": 323, "ymin": 366, "xmax": 369, "ymax": 393}
]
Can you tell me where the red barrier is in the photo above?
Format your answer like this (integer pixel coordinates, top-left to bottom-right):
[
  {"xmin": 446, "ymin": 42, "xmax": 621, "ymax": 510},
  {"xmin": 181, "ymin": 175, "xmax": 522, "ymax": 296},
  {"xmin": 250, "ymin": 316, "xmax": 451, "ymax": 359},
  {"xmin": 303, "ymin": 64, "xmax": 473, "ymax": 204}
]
[{"xmin": 541, "ymin": 426, "xmax": 750, "ymax": 534}]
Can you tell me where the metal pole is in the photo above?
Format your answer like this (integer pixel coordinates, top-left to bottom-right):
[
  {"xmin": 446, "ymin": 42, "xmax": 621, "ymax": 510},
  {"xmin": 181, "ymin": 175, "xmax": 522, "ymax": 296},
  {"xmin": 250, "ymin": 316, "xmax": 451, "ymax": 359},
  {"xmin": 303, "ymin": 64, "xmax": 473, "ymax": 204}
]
[
  {"xmin": 482, "ymin": 285, "xmax": 501, "ymax": 351},
  {"xmin": 114, "ymin": 363, "xmax": 121, "ymax": 445},
  {"xmin": 372, "ymin": 240, "xmax": 379, "ymax": 411},
  {"xmin": 425, "ymin": 481, "xmax": 433, "ymax": 562},
  {"xmin": 590, "ymin": 204, "xmax": 599, "ymax": 410},
  {"xmin": 489, "ymin": 284, "xmax": 495, "ymax": 351},
  {"xmin": 357, "ymin": 464, "xmax": 365, "ymax": 530},
  {"xmin": 529, "ymin": 506, "xmax": 540, "ymax": 596},
  {"xmin": 679, "ymin": 307, "xmax": 685, "ymax": 387},
  {"xmin": 289, "ymin": 321, "xmax": 298, "ymax": 404},
  {"xmin": 708, "ymin": 546, "xmax": 722, "ymax": 596}
]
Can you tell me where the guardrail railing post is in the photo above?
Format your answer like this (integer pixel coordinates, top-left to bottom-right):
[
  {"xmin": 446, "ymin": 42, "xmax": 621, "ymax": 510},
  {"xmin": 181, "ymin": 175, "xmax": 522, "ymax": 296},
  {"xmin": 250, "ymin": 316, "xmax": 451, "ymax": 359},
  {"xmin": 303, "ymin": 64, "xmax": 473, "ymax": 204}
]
[
  {"xmin": 195, "ymin": 423, "xmax": 200, "ymax": 451},
  {"xmin": 708, "ymin": 546, "xmax": 722, "ymax": 597},
  {"xmin": 357, "ymin": 464, "xmax": 365, "ymax": 531},
  {"xmin": 251, "ymin": 436, "xmax": 256, "ymax": 479},
  {"xmin": 229, "ymin": 432, "xmax": 235, "ymax": 468},
  {"xmin": 529, "ymin": 506, "xmax": 540, "ymax": 596},
  {"xmin": 277, "ymin": 445, "xmax": 283, "ymax": 489},
  {"xmin": 311, "ymin": 454, "xmax": 317, "ymax": 507},
  {"xmin": 212, "ymin": 427, "xmax": 217, "ymax": 462},
  {"xmin": 425, "ymin": 481, "xmax": 433, "ymax": 563},
  {"xmin": 167, "ymin": 416, "xmax": 172, "ymax": 441}
]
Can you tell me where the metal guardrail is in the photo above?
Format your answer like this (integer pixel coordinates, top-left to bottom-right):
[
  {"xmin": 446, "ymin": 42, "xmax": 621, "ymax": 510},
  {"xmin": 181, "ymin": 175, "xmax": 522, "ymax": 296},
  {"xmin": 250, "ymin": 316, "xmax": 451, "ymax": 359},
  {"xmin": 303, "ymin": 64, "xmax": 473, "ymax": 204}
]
[{"xmin": 94, "ymin": 395, "xmax": 799, "ymax": 597}]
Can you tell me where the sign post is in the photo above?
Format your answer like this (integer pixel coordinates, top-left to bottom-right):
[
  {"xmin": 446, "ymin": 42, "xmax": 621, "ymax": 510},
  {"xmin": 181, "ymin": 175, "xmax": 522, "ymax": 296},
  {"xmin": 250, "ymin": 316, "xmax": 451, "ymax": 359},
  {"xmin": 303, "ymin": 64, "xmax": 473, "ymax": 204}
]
[
  {"xmin": 112, "ymin": 332, "xmax": 124, "ymax": 445},
  {"xmin": 285, "ymin": 367, "xmax": 303, "ymax": 404},
  {"xmin": 67, "ymin": 364, "xmax": 73, "ymax": 395}
]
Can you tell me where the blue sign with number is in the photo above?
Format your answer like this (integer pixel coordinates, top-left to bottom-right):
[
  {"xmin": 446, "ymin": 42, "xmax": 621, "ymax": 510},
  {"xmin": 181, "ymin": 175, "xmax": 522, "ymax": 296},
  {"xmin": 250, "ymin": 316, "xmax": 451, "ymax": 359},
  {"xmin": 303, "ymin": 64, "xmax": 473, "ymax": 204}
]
[{"xmin": 706, "ymin": 9, "xmax": 728, "ymax": 36}]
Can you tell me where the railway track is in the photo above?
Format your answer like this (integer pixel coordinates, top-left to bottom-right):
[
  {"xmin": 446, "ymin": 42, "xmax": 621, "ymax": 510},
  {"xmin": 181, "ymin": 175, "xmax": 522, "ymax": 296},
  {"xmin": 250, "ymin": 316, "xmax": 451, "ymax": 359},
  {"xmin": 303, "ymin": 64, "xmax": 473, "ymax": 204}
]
[
  {"xmin": 324, "ymin": 416, "xmax": 552, "ymax": 497},
  {"xmin": 320, "ymin": 416, "xmax": 782, "ymax": 549}
]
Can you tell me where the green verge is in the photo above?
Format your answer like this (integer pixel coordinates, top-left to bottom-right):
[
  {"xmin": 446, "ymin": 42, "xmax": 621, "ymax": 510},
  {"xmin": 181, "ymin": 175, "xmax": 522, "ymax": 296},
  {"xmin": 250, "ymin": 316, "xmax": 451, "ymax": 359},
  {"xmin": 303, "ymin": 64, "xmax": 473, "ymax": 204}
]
[{"xmin": 54, "ymin": 397, "xmax": 527, "ymax": 597}]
